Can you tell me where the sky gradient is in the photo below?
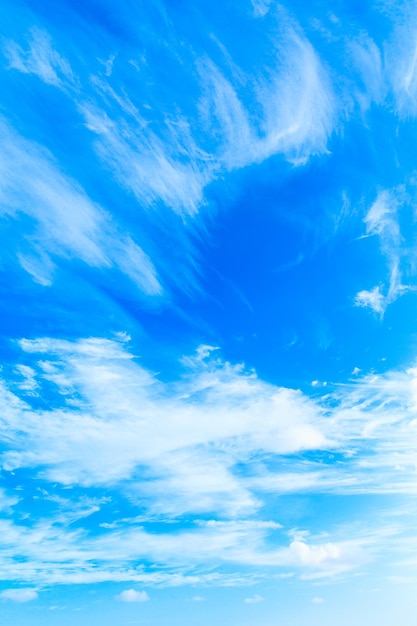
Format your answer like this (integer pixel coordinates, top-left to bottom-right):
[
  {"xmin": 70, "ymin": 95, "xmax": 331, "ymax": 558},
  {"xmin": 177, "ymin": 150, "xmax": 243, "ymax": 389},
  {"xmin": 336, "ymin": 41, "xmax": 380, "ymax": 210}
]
[{"xmin": 1, "ymin": 1, "xmax": 417, "ymax": 624}]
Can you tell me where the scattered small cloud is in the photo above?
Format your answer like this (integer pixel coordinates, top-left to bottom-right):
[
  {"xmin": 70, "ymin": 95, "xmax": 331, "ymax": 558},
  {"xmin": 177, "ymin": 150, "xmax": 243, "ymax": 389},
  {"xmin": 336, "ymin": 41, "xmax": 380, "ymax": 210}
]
[
  {"xmin": 115, "ymin": 589, "xmax": 149, "ymax": 603},
  {"xmin": 355, "ymin": 286, "xmax": 385, "ymax": 315},
  {"xmin": 312, "ymin": 596, "xmax": 324, "ymax": 604},
  {"xmin": 244, "ymin": 593, "xmax": 264, "ymax": 604}
]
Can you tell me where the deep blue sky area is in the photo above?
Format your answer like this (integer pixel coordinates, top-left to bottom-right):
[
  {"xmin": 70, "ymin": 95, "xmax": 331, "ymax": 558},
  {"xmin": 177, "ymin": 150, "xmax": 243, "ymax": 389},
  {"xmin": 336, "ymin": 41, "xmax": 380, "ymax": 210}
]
[{"xmin": 1, "ymin": 1, "xmax": 417, "ymax": 624}]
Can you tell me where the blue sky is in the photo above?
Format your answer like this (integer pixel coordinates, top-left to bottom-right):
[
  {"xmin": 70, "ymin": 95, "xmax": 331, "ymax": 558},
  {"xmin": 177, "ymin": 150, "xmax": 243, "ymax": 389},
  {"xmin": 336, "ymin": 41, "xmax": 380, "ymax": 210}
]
[{"xmin": 1, "ymin": 0, "xmax": 417, "ymax": 624}]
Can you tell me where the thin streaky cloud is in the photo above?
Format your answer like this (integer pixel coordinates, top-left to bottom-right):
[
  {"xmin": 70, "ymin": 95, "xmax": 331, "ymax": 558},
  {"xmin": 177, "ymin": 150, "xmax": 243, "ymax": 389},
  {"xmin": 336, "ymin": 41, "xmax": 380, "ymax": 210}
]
[
  {"xmin": 2, "ymin": 26, "xmax": 76, "ymax": 89},
  {"xmin": 0, "ymin": 118, "xmax": 161, "ymax": 294}
]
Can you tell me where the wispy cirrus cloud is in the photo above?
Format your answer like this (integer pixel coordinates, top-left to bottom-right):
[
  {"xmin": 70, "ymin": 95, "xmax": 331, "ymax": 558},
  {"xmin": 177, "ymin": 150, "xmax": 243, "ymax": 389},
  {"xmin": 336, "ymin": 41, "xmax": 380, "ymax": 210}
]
[
  {"xmin": 355, "ymin": 187, "xmax": 415, "ymax": 315},
  {"xmin": 384, "ymin": 1, "xmax": 417, "ymax": 116},
  {"xmin": 196, "ymin": 25, "xmax": 335, "ymax": 169},
  {"xmin": 3, "ymin": 13, "xmax": 336, "ymax": 221},
  {"xmin": 0, "ymin": 118, "xmax": 161, "ymax": 294},
  {"xmin": 348, "ymin": 34, "xmax": 385, "ymax": 110},
  {"xmin": 80, "ymin": 102, "xmax": 210, "ymax": 218},
  {"xmin": 2, "ymin": 26, "xmax": 76, "ymax": 89},
  {"xmin": 74, "ymin": 19, "xmax": 336, "ymax": 234}
]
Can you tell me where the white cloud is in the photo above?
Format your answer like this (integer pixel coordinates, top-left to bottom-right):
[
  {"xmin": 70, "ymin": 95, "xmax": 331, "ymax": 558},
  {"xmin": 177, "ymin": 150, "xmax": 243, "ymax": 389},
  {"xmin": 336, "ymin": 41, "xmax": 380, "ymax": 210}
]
[
  {"xmin": 0, "ymin": 507, "xmax": 377, "ymax": 587},
  {"xmin": 196, "ymin": 26, "xmax": 335, "ymax": 170},
  {"xmin": 115, "ymin": 589, "xmax": 149, "ymax": 603},
  {"xmin": 251, "ymin": 0, "xmax": 271, "ymax": 17},
  {"xmin": 0, "ymin": 588, "xmax": 38, "ymax": 603},
  {"xmin": 0, "ymin": 488, "xmax": 19, "ymax": 511},
  {"xmin": 2, "ymin": 27, "xmax": 75, "ymax": 89},
  {"xmin": 352, "ymin": 36, "xmax": 385, "ymax": 105},
  {"xmin": 355, "ymin": 188, "xmax": 414, "ymax": 315},
  {"xmin": 192, "ymin": 595, "xmax": 206, "ymax": 602},
  {"xmin": 312, "ymin": 596, "xmax": 324, "ymax": 604},
  {"xmin": 0, "ymin": 337, "xmax": 329, "ymax": 514},
  {"xmin": 244, "ymin": 593, "xmax": 263, "ymax": 604},
  {"xmin": 0, "ymin": 118, "xmax": 161, "ymax": 295},
  {"xmin": 0, "ymin": 20, "xmax": 337, "ymax": 297},
  {"xmin": 384, "ymin": 4, "xmax": 417, "ymax": 116},
  {"xmin": 1, "ymin": 335, "xmax": 417, "ymax": 511},
  {"xmin": 14, "ymin": 365, "xmax": 38, "ymax": 393},
  {"xmin": 0, "ymin": 337, "xmax": 415, "ymax": 585},
  {"xmin": 355, "ymin": 286, "xmax": 386, "ymax": 315},
  {"xmin": 289, "ymin": 539, "xmax": 341, "ymax": 567},
  {"xmin": 364, "ymin": 189, "xmax": 402, "ymax": 246},
  {"xmin": 202, "ymin": 520, "xmax": 282, "ymax": 530},
  {"xmin": 80, "ymin": 103, "xmax": 209, "ymax": 218},
  {"xmin": 76, "ymin": 16, "xmax": 335, "ymax": 218}
]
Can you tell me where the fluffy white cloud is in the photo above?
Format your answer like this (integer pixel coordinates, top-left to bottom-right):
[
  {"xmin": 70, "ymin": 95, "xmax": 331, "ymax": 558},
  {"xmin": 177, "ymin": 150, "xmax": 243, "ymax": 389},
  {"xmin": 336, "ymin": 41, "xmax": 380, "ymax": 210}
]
[{"xmin": 115, "ymin": 589, "xmax": 149, "ymax": 602}]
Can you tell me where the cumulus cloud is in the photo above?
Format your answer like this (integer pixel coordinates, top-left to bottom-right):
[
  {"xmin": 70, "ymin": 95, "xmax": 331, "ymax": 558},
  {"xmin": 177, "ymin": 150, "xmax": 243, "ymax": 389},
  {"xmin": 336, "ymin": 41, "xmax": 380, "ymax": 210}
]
[
  {"xmin": 0, "ymin": 588, "xmax": 38, "ymax": 603},
  {"xmin": 115, "ymin": 589, "xmax": 149, "ymax": 603}
]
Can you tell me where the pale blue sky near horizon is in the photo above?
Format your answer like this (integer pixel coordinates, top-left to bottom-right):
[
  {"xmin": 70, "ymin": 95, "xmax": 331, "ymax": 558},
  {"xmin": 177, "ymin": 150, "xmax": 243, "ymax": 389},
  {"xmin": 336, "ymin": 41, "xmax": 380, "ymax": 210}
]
[{"xmin": 1, "ymin": 0, "xmax": 417, "ymax": 624}]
